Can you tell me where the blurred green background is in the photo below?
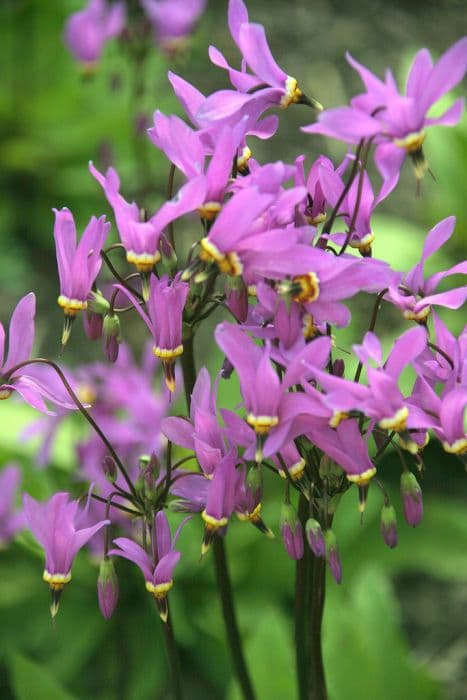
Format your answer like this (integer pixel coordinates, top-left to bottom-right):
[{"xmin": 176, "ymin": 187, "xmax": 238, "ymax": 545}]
[{"xmin": 1, "ymin": 0, "xmax": 466, "ymax": 699}]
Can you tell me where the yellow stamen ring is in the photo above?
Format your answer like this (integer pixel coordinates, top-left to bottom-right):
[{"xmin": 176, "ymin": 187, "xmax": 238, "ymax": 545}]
[
  {"xmin": 442, "ymin": 438, "xmax": 467, "ymax": 456},
  {"xmin": 281, "ymin": 76, "xmax": 303, "ymax": 109},
  {"xmin": 43, "ymin": 570, "xmax": 72, "ymax": 590},
  {"xmin": 237, "ymin": 503, "xmax": 262, "ymax": 522},
  {"xmin": 306, "ymin": 213, "xmax": 327, "ymax": 226},
  {"xmin": 379, "ymin": 406, "xmax": 409, "ymax": 432},
  {"xmin": 329, "ymin": 411, "xmax": 349, "ymax": 428},
  {"xmin": 237, "ymin": 146, "xmax": 252, "ymax": 173},
  {"xmin": 246, "ymin": 413, "xmax": 279, "ymax": 435},
  {"xmin": 346, "ymin": 467, "xmax": 377, "ymax": 486},
  {"xmin": 198, "ymin": 201, "xmax": 222, "ymax": 221},
  {"xmin": 126, "ymin": 250, "xmax": 161, "ymax": 273},
  {"xmin": 403, "ymin": 306, "xmax": 430, "ymax": 323},
  {"xmin": 57, "ymin": 295, "xmax": 87, "ymax": 316},
  {"xmin": 288, "ymin": 459, "xmax": 306, "ymax": 481},
  {"xmin": 153, "ymin": 345, "xmax": 184, "ymax": 360},
  {"xmin": 202, "ymin": 510, "xmax": 229, "ymax": 529},
  {"xmin": 292, "ymin": 272, "xmax": 320, "ymax": 304},
  {"xmin": 200, "ymin": 238, "xmax": 243, "ymax": 276},
  {"xmin": 349, "ymin": 232, "xmax": 374, "ymax": 254},
  {"xmin": 394, "ymin": 130, "xmax": 425, "ymax": 153},
  {"xmin": 0, "ymin": 388, "xmax": 13, "ymax": 400},
  {"xmin": 145, "ymin": 580, "xmax": 173, "ymax": 598}
]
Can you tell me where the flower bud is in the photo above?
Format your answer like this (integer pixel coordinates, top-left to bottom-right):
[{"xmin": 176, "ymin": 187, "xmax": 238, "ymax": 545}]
[
  {"xmin": 221, "ymin": 357, "xmax": 234, "ymax": 379},
  {"xmin": 332, "ymin": 359, "xmax": 345, "ymax": 377},
  {"xmin": 226, "ymin": 277, "xmax": 248, "ymax": 323},
  {"xmin": 83, "ymin": 309, "xmax": 103, "ymax": 340},
  {"xmin": 280, "ymin": 503, "xmax": 304, "ymax": 560},
  {"xmin": 246, "ymin": 465, "xmax": 263, "ymax": 504},
  {"xmin": 380, "ymin": 504, "xmax": 398, "ymax": 548},
  {"xmin": 305, "ymin": 518, "xmax": 325, "ymax": 557},
  {"xmin": 97, "ymin": 557, "xmax": 119, "ymax": 619},
  {"xmin": 103, "ymin": 313, "xmax": 121, "ymax": 363},
  {"xmin": 102, "ymin": 455, "xmax": 117, "ymax": 483},
  {"xmin": 324, "ymin": 530, "xmax": 342, "ymax": 583},
  {"xmin": 400, "ymin": 471, "xmax": 423, "ymax": 527}
]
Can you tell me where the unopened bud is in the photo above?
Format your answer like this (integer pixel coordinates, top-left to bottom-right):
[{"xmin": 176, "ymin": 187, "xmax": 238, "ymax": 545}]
[
  {"xmin": 102, "ymin": 455, "xmax": 117, "ymax": 483},
  {"xmin": 83, "ymin": 309, "xmax": 104, "ymax": 340},
  {"xmin": 400, "ymin": 471, "xmax": 423, "ymax": 527},
  {"xmin": 280, "ymin": 503, "xmax": 304, "ymax": 560},
  {"xmin": 226, "ymin": 277, "xmax": 248, "ymax": 322},
  {"xmin": 103, "ymin": 313, "xmax": 121, "ymax": 363},
  {"xmin": 305, "ymin": 518, "xmax": 325, "ymax": 557},
  {"xmin": 380, "ymin": 504, "xmax": 398, "ymax": 548},
  {"xmin": 332, "ymin": 359, "xmax": 345, "ymax": 377},
  {"xmin": 324, "ymin": 530, "xmax": 342, "ymax": 583},
  {"xmin": 246, "ymin": 465, "xmax": 263, "ymax": 504},
  {"xmin": 221, "ymin": 357, "xmax": 234, "ymax": 379},
  {"xmin": 140, "ymin": 453, "xmax": 160, "ymax": 498},
  {"xmin": 97, "ymin": 558, "xmax": 119, "ymax": 619}
]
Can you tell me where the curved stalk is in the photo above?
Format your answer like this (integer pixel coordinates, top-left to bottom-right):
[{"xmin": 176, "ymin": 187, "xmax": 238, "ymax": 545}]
[{"xmin": 5, "ymin": 358, "xmax": 138, "ymax": 501}]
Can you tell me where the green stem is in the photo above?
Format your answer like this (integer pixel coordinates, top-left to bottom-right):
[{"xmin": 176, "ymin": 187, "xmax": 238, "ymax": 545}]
[
  {"xmin": 180, "ymin": 331, "xmax": 197, "ymax": 412},
  {"xmin": 308, "ymin": 555, "xmax": 327, "ymax": 700},
  {"xmin": 295, "ymin": 494, "xmax": 310, "ymax": 700},
  {"xmin": 213, "ymin": 538, "xmax": 257, "ymax": 700},
  {"xmin": 180, "ymin": 328, "xmax": 256, "ymax": 700},
  {"xmin": 161, "ymin": 607, "xmax": 184, "ymax": 700}
]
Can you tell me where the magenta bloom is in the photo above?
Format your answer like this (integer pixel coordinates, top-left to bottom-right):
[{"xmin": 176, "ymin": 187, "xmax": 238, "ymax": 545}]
[
  {"xmin": 0, "ymin": 293, "xmax": 75, "ymax": 414},
  {"xmin": 0, "ymin": 465, "xmax": 25, "ymax": 546},
  {"xmin": 304, "ymin": 38, "xmax": 467, "ymax": 196},
  {"xmin": 200, "ymin": 0, "xmax": 321, "ymax": 123},
  {"xmin": 64, "ymin": 0, "xmax": 126, "ymax": 64},
  {"xmin": 141, "ymin": 0, "xmax": 206, "ymax": 52},
  {"xmin": 23, "ymin": 492, "xmax": 109, "ymax": 616},
  {"xmin": 90, "ymin": 162, "xmax": 205, "ymax": 272},
  {"xmin": 118, "ymin": 275, "xmax": 188, "ymax": 392},
  {"xmin": 201, "ymin": 449, "xmax": 243, "ymax": 554},
  {"xmin": 387, "ymin": 216, "xmax": 467, "ymax": 323},
  {"xmin": 111, "ymin": 511, "xmax": 187, "ymax": 621},
  {"xmin": 53, "ymin": 207, "xmax": 110, "ymax": 319},
  {"xmin": 162, "ymin": 367, "xmax": 227, "ymax": 476}
]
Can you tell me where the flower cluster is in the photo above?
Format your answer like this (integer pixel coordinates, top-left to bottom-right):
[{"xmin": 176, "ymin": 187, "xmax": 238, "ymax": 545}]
[
  {"xmin": 64, "ymin": 0, "xmax": 207, "ymax": 65},
  {"xmin": 3, "ymin": 3, "xmax": 466, "ymax": 697}
]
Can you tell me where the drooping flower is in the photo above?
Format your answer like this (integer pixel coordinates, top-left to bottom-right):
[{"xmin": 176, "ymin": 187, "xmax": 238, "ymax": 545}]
[
  {"xmin": 200, "ymin": 0, "xmax": 322, "ymax": 123},
  {"xmin": 201, "ymin": 449, "xmax": 243, "ymax": 554},
  {"xmin": 0, "ymin": 293, "xmax": 76, "ymax": 414},
  {"xmin": 387, "ymin": 216, "xmax": 467, "ymax": 323},
  {"xmin": 110, "ymin": 511, "xmax": 188, "ymax": 622},
  {"xmin": 117, "ymin": 275, "xmax": 188, "ymax": 392},
  {"xmin": 89, "ymin": 162, "xmax": 206, "ymax": 273},
  {"xmin": 23, "ymin": 492, "xmax": 109, "ymax": 617},
  {"xmin": 303, "ymin": 38, "xmax": 467, "ymax": 196},
  {"xmin": 64, "ymin": 0, "xmax": 126, "ymax": 65},
  {"xmin": 141, "ymin": 0, "xmax": 206, "ymax": 54},
  {"xmin": 53, "ymin": 208, "xmax": 110, "ymax": 346}
]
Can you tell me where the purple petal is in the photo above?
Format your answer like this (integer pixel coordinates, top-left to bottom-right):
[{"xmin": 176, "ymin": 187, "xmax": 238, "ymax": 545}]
[{"xmin": 4, "ymin": 293, "xmax": 35, "ymax": 372}]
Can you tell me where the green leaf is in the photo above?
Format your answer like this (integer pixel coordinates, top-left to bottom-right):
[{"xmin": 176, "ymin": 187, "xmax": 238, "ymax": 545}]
[
  {"xmin": 8, "ymin": 651, "xmax": 77, "ymax": 700},
  {"xmin": 324, "ymin": 566, "xmax": 441, "ymax": 700},
  {"xmin": 227, "ymin": 608, "xmax": 297, "ymax": 700}
]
